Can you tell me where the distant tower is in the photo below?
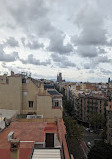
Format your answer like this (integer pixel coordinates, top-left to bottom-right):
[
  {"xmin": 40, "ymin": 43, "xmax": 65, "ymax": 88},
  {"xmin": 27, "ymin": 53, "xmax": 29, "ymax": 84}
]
[
  {"xmin": 57, "ymin": 72, "xmax": 62, "ymax": 83},
  {"xmin": 108, "ymin": 77, "xmax": 110, "ymax": 83}
]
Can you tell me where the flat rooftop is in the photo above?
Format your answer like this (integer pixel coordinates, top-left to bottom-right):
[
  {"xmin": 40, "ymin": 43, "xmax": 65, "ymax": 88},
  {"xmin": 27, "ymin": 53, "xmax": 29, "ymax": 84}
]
[
  {"xmin": 0, "ymin": 121, "xmax": 57, "ymax": 149},
  {"xmin": 0, "ymin": 109, "xmax": 17, "ymax": 120},
  {"xmin": 0, "ymin": 109, "xmax": 17, "ymax": 129},
  {"xmin": 0, "ymin": 121, "xmax": 57, "ymax": 159},
  {"xmin": 0, "ymin": 119, "xmax": 70, "ymax": 159}
]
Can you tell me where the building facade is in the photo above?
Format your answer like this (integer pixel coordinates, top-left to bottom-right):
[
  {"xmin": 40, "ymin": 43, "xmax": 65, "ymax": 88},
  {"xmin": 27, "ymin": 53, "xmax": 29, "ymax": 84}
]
[
  {"xmin": 74, "ymin": 94, "xmax": 107, "ymax": 123},
  {"xmin": 0, "ymin": 72, "xmax": 63, "ymax": 119}
]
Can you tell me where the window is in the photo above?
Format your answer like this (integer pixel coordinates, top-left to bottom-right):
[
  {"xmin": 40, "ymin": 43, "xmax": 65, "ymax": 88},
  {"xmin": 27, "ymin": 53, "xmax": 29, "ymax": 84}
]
[
  {"xmin": 29, "ymin": 101, "xmax": 33, "ymax": 108},
  {"xmin": 24, "ymin": 91, "xmax": 28, "ymax": 96},
  {"xmin": 22, "ymin": 78, "xmax": 26, "ymax": 83},
  {"xmin": 55, "ymin": 101, "xmax": 59, "ymax": 107}
]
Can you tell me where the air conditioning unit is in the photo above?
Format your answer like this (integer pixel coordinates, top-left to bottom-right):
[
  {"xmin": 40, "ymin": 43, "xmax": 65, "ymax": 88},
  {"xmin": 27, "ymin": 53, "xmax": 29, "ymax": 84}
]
[
  {"xmin": 34, "ymin": 142, "xmax": 44, "ymax": 149},
  {"xmin": 27, "ymin": 115, "xmax": 43, "ymax": 119},
  {"xmin": 8, "ymin": 131, "xmax": 14, "ymax": 142},
  {"xmin": 36, "ymin": 115, "xmax": 43, "ymax": 118}
]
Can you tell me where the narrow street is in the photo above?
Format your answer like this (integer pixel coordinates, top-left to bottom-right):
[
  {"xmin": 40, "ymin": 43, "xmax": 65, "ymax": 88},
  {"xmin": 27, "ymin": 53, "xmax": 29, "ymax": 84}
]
[
  {"xmin": 81, "ymin": 127, "xmax": 101, "ymax": 158},
  {"xmin": 83, "ymin": 128, "xmax": 101, "ymax": 146}
]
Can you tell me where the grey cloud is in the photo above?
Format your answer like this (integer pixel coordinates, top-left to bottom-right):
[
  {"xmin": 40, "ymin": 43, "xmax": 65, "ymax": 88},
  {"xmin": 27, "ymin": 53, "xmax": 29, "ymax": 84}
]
[
  {"xmin": 84, "ymin": 63, "xmax": 91, "ymax": 69},
  {"xmin": 74, "ymin": 4, "xmax": 107, "ymax": 46},
  {"xmin": 8, "ymin": 0, "xmax": 48, "ymax": 29},
  {"xmin": 1, "ymin": 0, "xmax": 112, "ymax": 81},
  {"xmin": 0, "ymin": 0, "xmax": 74, "ymax": 56},
  {"xmin": 74, "ymin": 28, "xmax": 107, "ymax": 46},
  {"xmin": 97, "ymin": 48, "xmax": 106, "ymax": 54},
  {"xmin": 83, "ymin": 55, "xmax": 112, "ymax": 69},
  {"xmin": 4, "ymin": 37, "xmax": 19, "ymax": 47},
  {"xmin": 0, "ymin": 45, "xmax": 19, "ymax": 62},
  {"xmin": 71, "ymin": 2, "xmax": 108, "ymax": 59},
  {"xmin": 26, "ymin": 40, "xmax": 44, "ymax": 50},
  {"xmin": 32, "ymin": 72, "xmax": 55, "ymax": 80},
  {"xmin": 78, "ymin": 45, "xmax": 98, "ymax": 58},
  {"xmin": 21, "ymin": 37, "xmax": 44, "ymax": 50},
  {"xmin": 77, "ymin": 45, "xmax": 108, "ymax": 58},
  {"xmin": 95, "ymin": 56, "xmax": 112, "ymax": 63},
  {"xmin": 6, "ymin": 0, "xmax": 73, "ymax": 55},
  {"xmin": 7, "ymin": 0, "xmax": 55, "ymax": 38},
  {"xmin": 71, "ymin": 35, "xmax": 78, "ymax": 46},
  {"xmin": 21, "ymin": 37, "xmax": 26, "ymax": 46},
  {"xmin": 51, "ymin": 53, "xmax": 76, "ymax": 68},
  {"xmin": 88, "ymin": 70, "xmax": 95, "ymax": 73},
  {"xmin": 97, "ymin": 0, "xmax": 112, "ymax": 17},
  {"xmin": 100, "ymin": 68, "xmax": 112, "ymax": 75},
  {"xmin": 1, "ymin": 63, "xmax": 26, "ymax": 73},
  {"xmin": 84, "ymin": 63, "xmax": 97, "ymax": 69},
  {"xmin": 48, "ymin": 32, "xmax": 73, "ymax": 55},
  {"xmin": 1, "ymin": 62, "xmax": 7, "ymax": 68},
  {"xmin": 20, "ymin": 54, "xmax": 51, "ymax": 66},
  {"xmin": 107, "ymin": 39, "xmax": 112, "ymax": 46}
]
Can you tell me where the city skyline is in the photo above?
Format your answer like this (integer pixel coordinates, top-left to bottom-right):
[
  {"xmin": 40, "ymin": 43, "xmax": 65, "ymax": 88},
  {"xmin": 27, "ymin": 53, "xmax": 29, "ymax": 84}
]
[{"xmin": 0, "ymin": 0, "xmax": 112, "ymax": 82}]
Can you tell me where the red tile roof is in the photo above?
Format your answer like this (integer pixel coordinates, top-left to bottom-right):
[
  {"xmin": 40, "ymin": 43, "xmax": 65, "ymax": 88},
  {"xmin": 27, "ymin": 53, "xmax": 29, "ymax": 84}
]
[
  {"xmin": 0, "ymin": 148, "xmax": 33, "ymax": 159},
  {"xmin": 0, "ymin": 120, "xmax": 70, "ymax": 159},
  {"xmin": 0, "ymin": 121, "xmax": 57, "ymax": 159},
  {"xmin": 0, "ymin": 149, "xmax": 10, "ymax": 159},
  {"xmin": 0, "ymin": 122, "xmax": 47, "ymax": 149}
]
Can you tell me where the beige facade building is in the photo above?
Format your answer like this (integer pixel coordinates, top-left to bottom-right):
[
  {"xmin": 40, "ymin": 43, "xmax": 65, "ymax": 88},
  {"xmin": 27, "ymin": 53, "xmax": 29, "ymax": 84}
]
[
  {"xmin": 74, "ymin": 93, "xmax": 107, "ymax": 123},
  {"xmin": 0, "ymin": 72, "xmax": 63, "ymax": 119}
]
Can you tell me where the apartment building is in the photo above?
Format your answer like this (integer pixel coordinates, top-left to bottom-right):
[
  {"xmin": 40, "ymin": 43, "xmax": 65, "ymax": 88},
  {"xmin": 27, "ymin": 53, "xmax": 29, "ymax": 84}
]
[
  {"xmin": 58, "ymin": 82, "xmax": 108, "ymax": 125},
  {"xmin": 74, "ymin": 93, "xmax": 107, "ymax": 123},
  {"xmin": 0, "ymin": 72, "xmax": 63, "ymax": 119}
]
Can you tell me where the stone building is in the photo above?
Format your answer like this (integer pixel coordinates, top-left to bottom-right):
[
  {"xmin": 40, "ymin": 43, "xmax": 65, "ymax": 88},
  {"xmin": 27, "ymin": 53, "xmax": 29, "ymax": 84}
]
[
  {"xmin": 74, "ymin": 93, "xmax": 107, "ymax": 123},
  {"xmin": 0, "ymin": 71, "xmax": 63, "ymax": 119}
]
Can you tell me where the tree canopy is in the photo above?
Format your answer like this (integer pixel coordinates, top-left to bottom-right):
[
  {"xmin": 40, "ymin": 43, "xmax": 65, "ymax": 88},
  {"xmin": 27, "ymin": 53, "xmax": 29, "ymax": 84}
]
[
  {"xmin": 89, "ymin": 113, "xmax": 106, "ymax": 130},
  {"xmin": 88, "ymin": 142, "xmax": 112, "ymax": 159},
  {"xmin": 64, "ymin": 117, "xmax": 83, "ymax": 147}
]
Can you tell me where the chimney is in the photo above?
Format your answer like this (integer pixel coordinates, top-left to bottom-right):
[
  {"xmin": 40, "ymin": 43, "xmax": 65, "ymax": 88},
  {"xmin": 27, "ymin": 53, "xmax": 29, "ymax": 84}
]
[
  {"xmin": 8, "ymin": 132, "xmax": 20, "ymax": 159},
  {"xmin": 10, "ymin": 139, "xmax": 20, "ymax": 159},
  {"xmin": 8, "ymin": 131, "xmax": 14, "ymax": 142}
]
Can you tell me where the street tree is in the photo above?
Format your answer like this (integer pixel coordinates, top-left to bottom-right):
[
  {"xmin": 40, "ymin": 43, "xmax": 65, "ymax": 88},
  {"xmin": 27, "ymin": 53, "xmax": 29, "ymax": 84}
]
[
  {"xmin": 88, "ymin": 142, "xmax": 112, "ymax": 159},
  {"xmin": 63, "ymin": 96, "xmax": 75, "ymax": 117},
  {"xmin": 89, "ymin": 113, "xmax": 106, "ymax": 130},
  {"xmin": 64, "ymin": 117, "xmax": 83, "ymax": 148}
]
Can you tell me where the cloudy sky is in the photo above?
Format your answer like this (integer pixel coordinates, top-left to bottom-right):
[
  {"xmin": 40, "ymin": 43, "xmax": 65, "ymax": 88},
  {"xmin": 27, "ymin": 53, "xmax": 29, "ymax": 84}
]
[{"xmin": 0, "ymin": 0, "xmax": 112, "ymax": 82}]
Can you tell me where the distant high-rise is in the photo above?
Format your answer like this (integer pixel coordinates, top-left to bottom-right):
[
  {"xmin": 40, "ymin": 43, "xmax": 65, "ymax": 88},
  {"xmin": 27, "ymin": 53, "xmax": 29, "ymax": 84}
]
[
  {"xmin": 108, "ymin": 77, "xmax": 110, "ymax": 83},
  {"xmin": 57, "ymin": 72, "xmax": 62, "ymax": 83},
  {"xmin": 108, "ymin": 77, "xmax": 112, "ymax": 84}
]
